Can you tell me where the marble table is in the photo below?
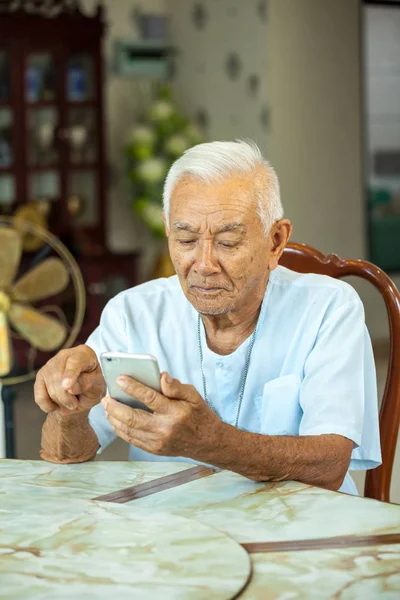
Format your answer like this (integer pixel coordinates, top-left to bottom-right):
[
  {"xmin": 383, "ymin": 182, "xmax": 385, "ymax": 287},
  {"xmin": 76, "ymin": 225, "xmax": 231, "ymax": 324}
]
[{"xmin": 1, "ymin": 460, "xmax": 400, "ymax": 599}]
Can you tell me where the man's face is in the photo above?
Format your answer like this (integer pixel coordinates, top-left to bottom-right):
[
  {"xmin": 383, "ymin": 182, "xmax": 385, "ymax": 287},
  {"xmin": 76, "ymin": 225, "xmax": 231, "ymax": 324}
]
[{"xmin": 165, "ymin": 172, "xmax": 290, "ymax": 315}]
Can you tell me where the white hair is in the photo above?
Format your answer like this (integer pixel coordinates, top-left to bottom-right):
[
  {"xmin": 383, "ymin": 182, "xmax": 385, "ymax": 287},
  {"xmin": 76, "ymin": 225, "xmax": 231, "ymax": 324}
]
[{"xmin": 162, "ymin": 139, "xmax": 283, "ymax": 236}]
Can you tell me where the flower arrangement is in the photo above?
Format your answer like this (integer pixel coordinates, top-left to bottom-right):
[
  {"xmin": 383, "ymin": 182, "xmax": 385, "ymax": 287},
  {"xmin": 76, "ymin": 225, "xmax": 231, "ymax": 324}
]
[{"xmin": 125, "ymin": 86, "xmax": 204, "ymax": 238}]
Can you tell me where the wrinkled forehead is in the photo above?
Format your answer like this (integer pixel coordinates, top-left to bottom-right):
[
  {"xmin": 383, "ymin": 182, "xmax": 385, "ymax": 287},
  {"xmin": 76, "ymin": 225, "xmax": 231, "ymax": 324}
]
[{"xmin": 170, "ymin": 172, "xmax": 261, "ymax": 216}]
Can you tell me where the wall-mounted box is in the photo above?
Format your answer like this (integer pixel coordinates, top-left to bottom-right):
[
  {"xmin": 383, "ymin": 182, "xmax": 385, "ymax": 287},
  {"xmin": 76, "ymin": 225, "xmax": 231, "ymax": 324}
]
[{"xmin": 113, "ymin": 40, "xmax": 171, "ymax": 78}]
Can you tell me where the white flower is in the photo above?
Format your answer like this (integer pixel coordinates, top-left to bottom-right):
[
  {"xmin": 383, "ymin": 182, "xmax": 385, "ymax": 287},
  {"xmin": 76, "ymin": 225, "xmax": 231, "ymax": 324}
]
[
  {"xmin": 148, "ymin": 100, "xmax": 174, "ymax": 122},
  {"xmin": 128, "ymin": 125, "xmax": 155, "ymax": 146},
  {"xmin": 142, "ymin": 203, "xmax": 164, "ymax": 230},
  {"xmin": 136, "ymin": 158, "xmax": 167, "ymax": 183},
  {"xmin": 165, "ymin": 134, "xmax": 190, "ymax": 156}
]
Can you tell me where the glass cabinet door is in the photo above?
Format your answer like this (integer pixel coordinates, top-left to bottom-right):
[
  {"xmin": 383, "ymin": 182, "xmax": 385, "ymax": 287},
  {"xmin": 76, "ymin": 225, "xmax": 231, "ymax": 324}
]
[
  {"xmin": 0, "ymin": 49, "xmax": 11, "ymax": 102},
  {"xmin": 29, "ymin": 170, "xmax": 60, "ymax": 202},
  {"xmin": 14, "ymin": 48, "xmax": 101, "ymax": 232},
  {"xmin": 24, "ymin": 51, "xmax": 61, "ymax": 212},
  {"xmin": 0, "ymin": 173, "xmax": 15, "ymax": 210},
  {"xmin": 67, "ymin": 107, "xmax": 97, "ymax": 165},
  {"xmin": 25, "ymin": 53, "xmax": 56, "ymax": 104},
  {"xmin": 65, "ymin": 52, "xmax": 97, "ymax": 167},
  {"xmin": 0, "ymin": 49, "xmax": 14, "ymax": 213},
  {"xmin": 67, "ymin": 169, "xmax": 97, "ymax": 225},
  {"xmin": 0, "ymin": 107, "xmax": 13, "ymax": 168},
  {"xmin": 64, "ymin": 52, "xmax": 100, "ymax": 228},
  {"xmin": 66, "ymin": 53, "xmax": 95, "ymax": 103},
  {"xmin": 28, "ymin": 106, "xmax": 59, "ymax": 167}
]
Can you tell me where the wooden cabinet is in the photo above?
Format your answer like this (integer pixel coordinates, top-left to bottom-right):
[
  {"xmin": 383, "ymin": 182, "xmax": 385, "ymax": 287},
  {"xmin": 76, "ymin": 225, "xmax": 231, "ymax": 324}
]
[
  {"xmin": 0, "ymin": 2, "xmax": 140, "ymax": 346},
  {"xmin": 0, "ymin": 3, "xmax": 106, "ymax": 244},
  {"xmin": 76, "ymin": 251, "xmax": 140, "ymax": 345}
]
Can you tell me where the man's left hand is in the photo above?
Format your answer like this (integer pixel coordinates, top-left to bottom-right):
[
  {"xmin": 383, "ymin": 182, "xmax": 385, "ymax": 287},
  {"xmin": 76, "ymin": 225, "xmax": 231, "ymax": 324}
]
[{"xmin": 101, "ymin": 373, "xmax": 224, "ymax": 461}]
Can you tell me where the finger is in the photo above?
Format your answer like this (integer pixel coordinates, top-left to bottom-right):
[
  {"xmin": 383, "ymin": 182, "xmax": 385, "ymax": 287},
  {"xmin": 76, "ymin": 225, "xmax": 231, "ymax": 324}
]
[
  {"xmin": 161, "ymin": 372, "xmax": 198, "ymax": 403},
  {"xmin": 109, "ymin": 417, "xmax": 163, "ymax": 455},
  {"xmin": 47, "ymin": 377, "xmax": 80, "ymax": 411},
  {"xmin": 111, "ymin": 424, "xmax": 152, "ymax": 453},
  {"xmin": 66, "ymin": 373, "xmax": 91, "ymax": 396},
  {"xmin": 101, "ymin": 396, "xmax": 155, "ymax": 429},
  {"xmin": 116, "ymin": 377, "xmax": 170, "ymax": 413},
  {"xmin": 106, "ymin": 414, "xmax": 154, "ymax": 439},
  {"xmin": 64, "ymin": 371, "xmax": 105, "ymax": 401},
  {"xmin": 34, "ymin": 373, "xmax": 58, "ymax": 413},
  {"xmin": 35, "ymin": 369, "xmax": 79, "ymax": 412},
  {"xmin": 61, "ymin": 347, "xmax": 98, "ymax": 391},
  {"xmin": 64, "ymin": 379, "xmax": 83, "ymax": 396}
]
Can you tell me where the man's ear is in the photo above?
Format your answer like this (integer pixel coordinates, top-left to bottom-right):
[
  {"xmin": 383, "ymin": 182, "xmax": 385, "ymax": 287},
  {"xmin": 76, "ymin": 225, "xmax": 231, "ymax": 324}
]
[
  {"xmin": 162, "ymin": 212, "xmax": 169, "ymax": 237},
  {"xmin": 267, "ymin": 219, "xmax": 292, "ymax": 271}
]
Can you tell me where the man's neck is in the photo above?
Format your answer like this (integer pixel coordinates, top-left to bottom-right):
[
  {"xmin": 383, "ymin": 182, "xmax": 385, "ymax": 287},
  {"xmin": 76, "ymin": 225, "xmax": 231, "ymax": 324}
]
[{"xmin": 200, "ymin": 290, "xmax": 266, "ymax": 356}]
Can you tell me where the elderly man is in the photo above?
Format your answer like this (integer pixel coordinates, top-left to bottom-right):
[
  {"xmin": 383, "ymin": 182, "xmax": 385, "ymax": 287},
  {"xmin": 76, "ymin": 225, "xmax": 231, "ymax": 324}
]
[{"xmin": 35, "ymin": 140, "xmax": 381, "ymax": 495}]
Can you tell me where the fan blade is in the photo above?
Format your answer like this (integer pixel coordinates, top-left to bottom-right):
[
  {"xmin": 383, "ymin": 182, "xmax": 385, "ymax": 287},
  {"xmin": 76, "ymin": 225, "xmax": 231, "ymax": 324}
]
[
  {"xmin": 0, "ymin": 228, "xmax": 22, "ymax": 287},
  {"xmin": 0, "ymin": 312, "xmax": 12, "ymax": 377},
  {"xmin": 9, "ymin": 304, "xmax": 67, "ymax": 351},
  {"xmin": 12, "ymin": 257, "xmax": 69, "ymax": 303}
]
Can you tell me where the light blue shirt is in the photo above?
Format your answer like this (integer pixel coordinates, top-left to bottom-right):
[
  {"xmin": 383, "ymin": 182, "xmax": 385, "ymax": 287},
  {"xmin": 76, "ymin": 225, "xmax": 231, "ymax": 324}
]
[{"xmin": 87, "ymin": 266, "xmax": 381, "ymax": 495}]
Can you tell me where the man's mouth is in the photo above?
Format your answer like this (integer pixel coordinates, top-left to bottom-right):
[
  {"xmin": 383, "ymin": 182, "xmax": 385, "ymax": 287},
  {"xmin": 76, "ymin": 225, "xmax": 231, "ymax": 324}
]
[{"xmin": 191, "ymin": 285, "xmax": 224, "ymax": 293}]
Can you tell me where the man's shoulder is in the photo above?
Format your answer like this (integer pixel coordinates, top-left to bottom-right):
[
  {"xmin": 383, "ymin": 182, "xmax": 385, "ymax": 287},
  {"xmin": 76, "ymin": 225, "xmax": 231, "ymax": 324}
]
[{"xmin": 270, "ymin": 266, "xmax": 362, "ymax": 308}]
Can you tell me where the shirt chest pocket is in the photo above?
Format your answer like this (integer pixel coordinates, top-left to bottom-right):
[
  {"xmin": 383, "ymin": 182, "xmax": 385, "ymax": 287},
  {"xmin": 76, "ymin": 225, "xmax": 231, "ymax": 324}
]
[{"xmin": 255, "ymin": 374, "xmax": 302, "ymax": 436}]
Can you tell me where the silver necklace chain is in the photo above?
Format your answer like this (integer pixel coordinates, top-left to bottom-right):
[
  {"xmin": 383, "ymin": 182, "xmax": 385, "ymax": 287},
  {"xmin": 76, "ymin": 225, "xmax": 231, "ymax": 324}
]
[{"xmin": 197, "ymin": 314, "xmax": 257, "ymax": 427}]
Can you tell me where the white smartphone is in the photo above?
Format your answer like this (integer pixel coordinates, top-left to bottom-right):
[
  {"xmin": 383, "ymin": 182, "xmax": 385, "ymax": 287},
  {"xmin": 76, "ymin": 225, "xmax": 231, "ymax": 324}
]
[{"xmin": 100, "ymin": 352, "xmax": 161, "ymax": 412}]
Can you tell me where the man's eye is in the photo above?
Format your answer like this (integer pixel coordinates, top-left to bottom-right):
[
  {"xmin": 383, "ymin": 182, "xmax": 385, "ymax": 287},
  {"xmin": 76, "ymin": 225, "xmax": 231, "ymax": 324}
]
[
  {"xmin": 178, "ymin": 239, "xmax": 196, "ymax": 245},
  {"xmin": 219, "ymin": 242, "xmax": 237, "ymax": 248}
]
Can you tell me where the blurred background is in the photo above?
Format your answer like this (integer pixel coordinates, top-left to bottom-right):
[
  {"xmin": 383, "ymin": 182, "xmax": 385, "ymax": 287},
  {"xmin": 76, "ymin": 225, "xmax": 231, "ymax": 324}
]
[{"xmin": 0, "ymin": 0, "xmax": 398, "ymax": 500}]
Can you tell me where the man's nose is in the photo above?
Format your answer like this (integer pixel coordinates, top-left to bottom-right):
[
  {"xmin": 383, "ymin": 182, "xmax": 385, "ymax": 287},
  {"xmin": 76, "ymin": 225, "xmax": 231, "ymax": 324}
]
[{"xmin": 194, "ymin": 241, "xmax": 220, "ymax": 276}]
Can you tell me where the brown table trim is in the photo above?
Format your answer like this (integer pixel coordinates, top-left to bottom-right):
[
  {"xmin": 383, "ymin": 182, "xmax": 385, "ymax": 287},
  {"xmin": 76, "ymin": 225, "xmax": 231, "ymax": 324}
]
[
  {"xmin": 92, "ymin": 465, "xmax": 219, "ymax": 504},
  {"xmin": 242, "ymin": 533, "xmax": 400, "ymax": 554}
]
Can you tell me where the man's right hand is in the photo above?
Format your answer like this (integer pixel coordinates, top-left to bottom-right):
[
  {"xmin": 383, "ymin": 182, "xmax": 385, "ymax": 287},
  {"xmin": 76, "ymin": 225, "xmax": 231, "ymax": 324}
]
[{"xmin": 34, "ymin": 345, "xmax": 106, "ymax": 417}]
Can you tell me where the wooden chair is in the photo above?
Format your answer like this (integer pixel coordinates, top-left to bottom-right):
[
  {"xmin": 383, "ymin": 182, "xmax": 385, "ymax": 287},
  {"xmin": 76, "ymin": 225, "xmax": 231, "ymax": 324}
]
[{"xmin": 279, "ymin": 242, "xmax": 400, "ymax": 503}]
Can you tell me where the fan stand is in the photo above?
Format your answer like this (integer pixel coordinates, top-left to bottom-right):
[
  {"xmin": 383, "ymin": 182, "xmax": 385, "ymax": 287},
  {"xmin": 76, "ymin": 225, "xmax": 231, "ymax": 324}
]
[
  {"xmin": 0, "ymin": 383, "xmax": 5, "ymax": 458},
  {"xmin": 0, "ymin": 383, "xmax": 15, "ymax": 458},
  {"xmin": 0, "ymin": 384, "xmax": 6, "ymax": 458}
]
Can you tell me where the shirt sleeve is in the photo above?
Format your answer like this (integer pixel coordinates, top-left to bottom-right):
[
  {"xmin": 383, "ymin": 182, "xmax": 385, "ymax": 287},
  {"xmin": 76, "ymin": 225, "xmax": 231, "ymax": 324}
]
[
  {"xmin": 85, "ymin": 297, "xmax": 129, "ymax": 454},
  {"xmin": 299, "ymin": 297, "xmax": 382, "ymax": 471}
]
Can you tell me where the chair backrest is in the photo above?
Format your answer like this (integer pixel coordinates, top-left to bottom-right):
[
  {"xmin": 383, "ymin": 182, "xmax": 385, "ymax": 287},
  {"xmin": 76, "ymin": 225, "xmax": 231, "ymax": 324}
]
[{"xmin": 279, "ymin": 242, "xmax": 400, "ymax": 503}]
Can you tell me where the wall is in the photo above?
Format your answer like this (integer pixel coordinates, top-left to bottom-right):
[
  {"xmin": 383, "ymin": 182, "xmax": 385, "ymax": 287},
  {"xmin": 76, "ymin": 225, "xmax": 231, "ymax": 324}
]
[
  {"xmin": 258, "ymin": 0, "xmax": 398, "ymax": 497},
  {"xmin": 267, "ymin": 0, "xmax": 398, "ymax": 341},
  {"xmin": 82, "ymin": 0, "xmax": 167, "ymax": 277},
  {"xmin": 82, "ymin": 0, "xmax": 397, "ymax": 339},
  {"xmin": 168, "ymin": 0, "xmax": 270, "ymax": 151},
  {"xmin": 167, "ymin": 0, "xmax": 393, "ymax": 339},
  {"xmin": 268, "ymin": 0, "xmax": 365, "ymax": 257},
  {"xmin": 83, "ymin": 0, "xmax": 270, "ymax": 276},
  {"xmin": 169, "ymin": 0, "xmax": 368, "ymax": 258}
]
